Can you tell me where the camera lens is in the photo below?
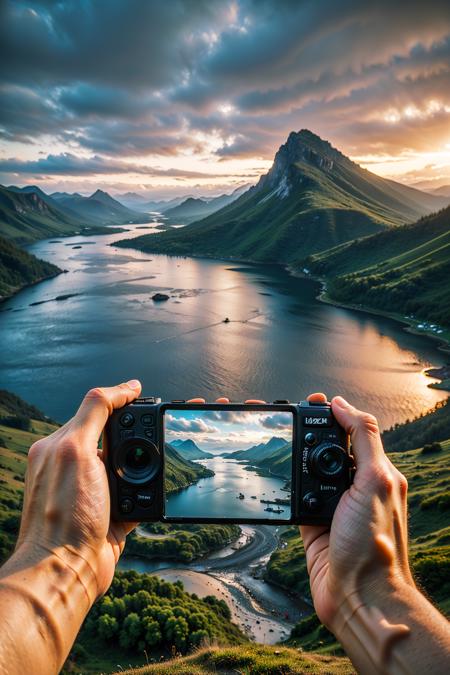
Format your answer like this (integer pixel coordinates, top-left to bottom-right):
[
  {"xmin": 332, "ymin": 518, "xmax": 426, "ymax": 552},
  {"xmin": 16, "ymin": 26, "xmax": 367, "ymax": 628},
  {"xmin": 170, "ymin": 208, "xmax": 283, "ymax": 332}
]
[
  {"xmin": 125, "ymin": 445, "xmax": 150, "ymax": 471},
  {"xmin": 115, "ymin": 438, "xmax": 160, "ymax": 484},
  {"xmin": 309, "ymin": 443, "xmax": 346, "ymax": 479}
]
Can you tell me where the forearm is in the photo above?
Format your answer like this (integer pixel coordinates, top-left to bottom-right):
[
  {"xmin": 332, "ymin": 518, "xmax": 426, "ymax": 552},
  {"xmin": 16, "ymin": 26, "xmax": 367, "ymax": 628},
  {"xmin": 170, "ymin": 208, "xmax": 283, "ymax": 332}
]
[
  {"xmin": 333, "ymin": 577, "xmax": 450, "ymax": 674},
  {"xmin": 0, "ymin": 544, "xmax": 97, "ymax": 675}
]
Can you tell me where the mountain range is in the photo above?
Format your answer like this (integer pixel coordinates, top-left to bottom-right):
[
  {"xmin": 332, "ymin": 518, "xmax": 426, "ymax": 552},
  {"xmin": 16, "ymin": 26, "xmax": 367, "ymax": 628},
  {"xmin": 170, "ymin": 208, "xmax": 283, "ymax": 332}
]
[
  {"xmin": 169, "ymin": 438, "xmax": 214, "ymax": 460},
  {"xmin": 51, "ymin": 188, "xmax": 152, "ymax": 226},
  {"xmin": 117, "ymin": 130, "xmax": 448, "ymax": 262}
]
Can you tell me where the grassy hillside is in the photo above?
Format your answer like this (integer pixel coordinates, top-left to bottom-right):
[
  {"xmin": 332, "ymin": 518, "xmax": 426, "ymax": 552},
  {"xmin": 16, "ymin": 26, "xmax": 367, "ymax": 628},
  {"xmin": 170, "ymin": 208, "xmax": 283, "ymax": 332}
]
[
  {"xmin": 112, "ymin": 645, "xmax": 353, "ymax": 675},
  {"xmin": 0, "ymin": 234, "xmax": 62, "ymax": 301},
  {"xmin": 303, "ymin": 206, "xmax": 450, "ymax": 330},
  {"xmin": 0, "ymin": 185, "xmax": 120, "ymax": 244},
  {"xmin": 382, "ymin": 398, "xmax": 450, "ymax": 452},
  {"xmin": 116, "ymin": 130, "xmax": 445, "ymax": 263}
]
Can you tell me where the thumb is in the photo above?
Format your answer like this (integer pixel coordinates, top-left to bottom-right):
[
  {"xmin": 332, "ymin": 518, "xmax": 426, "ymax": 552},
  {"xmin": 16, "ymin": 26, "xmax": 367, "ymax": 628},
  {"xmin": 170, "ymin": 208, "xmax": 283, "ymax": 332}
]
[
  {"xmin": 72, "ymin": 380, "xmax": 142, "ymax": 445},
  {"xmin": 331, "ymin": 396, "xmax": 384, "ymax": 471}
]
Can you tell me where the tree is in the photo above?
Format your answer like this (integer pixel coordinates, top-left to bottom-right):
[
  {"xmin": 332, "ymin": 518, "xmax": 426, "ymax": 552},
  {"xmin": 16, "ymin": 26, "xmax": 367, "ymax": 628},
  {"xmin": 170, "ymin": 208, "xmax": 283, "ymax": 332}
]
[
  {"xmin": 98, "ymin": 614, "xmax": 118, "ymax": 641},
  {"xmin": 119, "ymin": 612, "xmax": 142, "ymax": 649}
]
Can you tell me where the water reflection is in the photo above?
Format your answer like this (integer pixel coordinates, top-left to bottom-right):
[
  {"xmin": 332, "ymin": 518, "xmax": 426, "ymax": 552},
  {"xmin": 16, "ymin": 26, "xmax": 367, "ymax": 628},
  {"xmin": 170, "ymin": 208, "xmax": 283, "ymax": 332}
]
[{"xmin": 0, "ymin": 224, "xmax": 446, "ymax": 426}]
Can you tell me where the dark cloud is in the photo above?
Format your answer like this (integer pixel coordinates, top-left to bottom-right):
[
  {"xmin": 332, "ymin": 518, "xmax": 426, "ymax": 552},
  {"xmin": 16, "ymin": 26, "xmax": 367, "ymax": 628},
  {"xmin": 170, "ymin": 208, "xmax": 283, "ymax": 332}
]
[
  {"xmin": 0, "ymin": 0, "xmax": 449, "ymax": 181},
  {"xmin": 260, "ymin": 413, "xmax": 292, "ymax": 430},
  {"xmin": 0, "ymin": 153, "xmax": 249, "ymax": 179}
]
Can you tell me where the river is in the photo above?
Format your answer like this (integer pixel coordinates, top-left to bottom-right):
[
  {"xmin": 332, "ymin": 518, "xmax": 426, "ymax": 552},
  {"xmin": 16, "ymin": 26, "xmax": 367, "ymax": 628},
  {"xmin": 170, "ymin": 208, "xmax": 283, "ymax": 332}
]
[{"xmin": 166, "ymin": 456, "xmax": 290, "ymax": 520}]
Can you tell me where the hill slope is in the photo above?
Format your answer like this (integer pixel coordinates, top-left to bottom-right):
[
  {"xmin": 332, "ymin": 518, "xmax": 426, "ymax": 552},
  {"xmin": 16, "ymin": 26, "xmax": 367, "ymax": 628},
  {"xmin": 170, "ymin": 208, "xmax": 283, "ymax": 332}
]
[
  {"xmin": 0, "ymin": 234, "xmax": 62, "ymax": 300},
  {"xmin": 116, "ymin": 130, "xmax": 447, "ymax": 262},
  {"xmin": 228, "ymin": 436, "xmax": 288, "ymax": 461},
  {"xmin": 0, "ymin": 185, "xmax": 127, "ymax": 244},
  {"xmin": 305, "ymin": 206, "xmax": 450, "ymax": 328}
]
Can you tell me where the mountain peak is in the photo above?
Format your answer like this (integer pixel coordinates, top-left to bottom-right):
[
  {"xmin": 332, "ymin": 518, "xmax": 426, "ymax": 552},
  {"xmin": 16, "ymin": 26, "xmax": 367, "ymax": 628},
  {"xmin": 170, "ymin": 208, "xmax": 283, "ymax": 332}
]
[{"xmin": 259, "ymin": 129, "xmax": 349, "ymax": 193}]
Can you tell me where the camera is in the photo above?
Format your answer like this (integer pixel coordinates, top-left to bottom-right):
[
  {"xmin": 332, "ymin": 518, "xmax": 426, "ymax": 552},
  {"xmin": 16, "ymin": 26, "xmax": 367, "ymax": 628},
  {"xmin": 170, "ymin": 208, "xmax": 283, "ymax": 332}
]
[{"xmin": 103, "ymin": 398, "xmax": 352, "ymax": 525}]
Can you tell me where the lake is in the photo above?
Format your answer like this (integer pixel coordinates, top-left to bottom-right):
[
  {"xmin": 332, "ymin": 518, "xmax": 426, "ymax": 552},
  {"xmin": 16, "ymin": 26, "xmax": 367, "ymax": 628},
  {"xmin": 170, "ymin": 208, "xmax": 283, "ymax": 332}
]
[
  {"xmin": 0, "ymin": 222, "xmax": 447, "ymax": 428},
  {"xmin": 166, "ymin": 456, "xmax": 290, "ymax": 520}
]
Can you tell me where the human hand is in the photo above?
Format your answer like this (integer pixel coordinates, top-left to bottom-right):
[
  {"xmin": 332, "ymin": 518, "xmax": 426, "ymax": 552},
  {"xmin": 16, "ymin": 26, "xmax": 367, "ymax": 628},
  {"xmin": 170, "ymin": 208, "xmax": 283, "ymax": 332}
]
[
  {"xmin": 15, "ymin": 380, "xmax": 142, "ymax": 599},
  {"xmin": 300, "ymin": 393, "xmax": 414, "ymax": 631}
]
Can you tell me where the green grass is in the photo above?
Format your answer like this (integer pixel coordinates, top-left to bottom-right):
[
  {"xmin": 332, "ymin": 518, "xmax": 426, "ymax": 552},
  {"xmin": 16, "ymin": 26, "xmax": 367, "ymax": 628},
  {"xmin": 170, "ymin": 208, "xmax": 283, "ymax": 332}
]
[{"xmin": 113, "ymin": 644, "xmax": 354, "ymax": 674}]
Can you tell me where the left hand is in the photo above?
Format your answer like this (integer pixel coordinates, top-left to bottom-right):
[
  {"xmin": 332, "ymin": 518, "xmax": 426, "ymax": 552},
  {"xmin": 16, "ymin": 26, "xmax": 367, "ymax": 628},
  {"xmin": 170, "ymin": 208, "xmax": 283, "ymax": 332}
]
[{"xmin": 16, "ymin": 380, "xmax": 142, "ymax": 598}]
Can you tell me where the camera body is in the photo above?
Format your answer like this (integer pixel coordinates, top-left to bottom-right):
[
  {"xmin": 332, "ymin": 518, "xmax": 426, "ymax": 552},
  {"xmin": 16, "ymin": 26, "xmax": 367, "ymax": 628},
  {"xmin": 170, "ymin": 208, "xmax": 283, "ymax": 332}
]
[{"xmin": 103, "ymin": 398, "xmax": 352, "ymax": 525}]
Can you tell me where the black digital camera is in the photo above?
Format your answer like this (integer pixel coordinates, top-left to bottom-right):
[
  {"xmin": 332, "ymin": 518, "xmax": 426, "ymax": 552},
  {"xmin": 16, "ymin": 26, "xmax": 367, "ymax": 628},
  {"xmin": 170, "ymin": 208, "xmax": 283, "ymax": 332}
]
[{"xmin": 103, "ymin": 398, "xmax": 352, "ymax": 525}]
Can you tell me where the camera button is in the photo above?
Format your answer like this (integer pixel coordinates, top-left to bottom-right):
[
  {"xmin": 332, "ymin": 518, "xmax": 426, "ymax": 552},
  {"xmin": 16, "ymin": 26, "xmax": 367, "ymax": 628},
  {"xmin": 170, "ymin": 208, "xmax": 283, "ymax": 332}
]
[
  {"xmin": 144, "ymin": 428, "xmax": 155, "ymax": 440},
  {"xmin": 120, "ymin": 498, "xmax": 134, "ymax": 514},
  {"xmin": 120, "ymin": 412, "xmax": 135, "ymax": 427},
  {"xmin": 120, "ymin": 429, "xmax": 135, "ymax": 440},
  {"xmin": 303, "ymin": 492, "xmax": 321, "ymax": 512},
  {"xmin": 136, "ymin": 492, "xmax": 153, "ymax": 508},
  {"xmin": 141, "ymin": 414, "xmax": 154, "ymax": 426},
  {"xmin": 304, "ymin": 432, "xmax": 317, "ymax": 446}
]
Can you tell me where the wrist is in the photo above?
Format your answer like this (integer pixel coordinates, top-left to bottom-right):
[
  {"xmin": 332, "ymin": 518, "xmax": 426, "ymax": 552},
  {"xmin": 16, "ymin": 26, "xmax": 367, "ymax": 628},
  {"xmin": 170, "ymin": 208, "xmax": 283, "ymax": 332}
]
[
  {"xmin": 0, "ymin": 543, "xmax": 97, "ymax": 667},
  {"xmin": 330, "ymin": 574, "xmax": 423, "ymax": 674}
]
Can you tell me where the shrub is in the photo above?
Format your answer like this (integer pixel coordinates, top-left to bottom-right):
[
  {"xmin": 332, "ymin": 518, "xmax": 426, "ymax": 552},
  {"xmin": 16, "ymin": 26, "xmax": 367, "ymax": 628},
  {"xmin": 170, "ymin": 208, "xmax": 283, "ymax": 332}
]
[
  {"xmin": 0, "ymin": 415, "xmax": 31, "ymax": 431},
  {"xmin": 421, "ymin": 442, "xmax": 443, "ymax": 455},
  {"xmin": 420, "ymin": 491, "xmax": 450, "ymax": 511}
]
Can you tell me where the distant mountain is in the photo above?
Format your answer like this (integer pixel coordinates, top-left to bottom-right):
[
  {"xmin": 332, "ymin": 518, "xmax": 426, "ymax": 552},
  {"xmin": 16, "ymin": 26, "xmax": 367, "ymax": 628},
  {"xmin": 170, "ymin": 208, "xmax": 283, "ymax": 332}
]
[
  {"xmin": 170, "ymin": 438, "xmax": 214, "ymax": 460},
  {"xmin": 0, "ymin": 185, "xmax": 111, "ymax": 244},
  {"xmin": 431, "ymin": 185, "xmax": 450, "ymax": 198},
  {"xmin": 306, "ymin": 205, "xmax": 450, "ymax": 328},
  {"xmin": 51, "ymin": 189, "xmax": 152, "ymax": 226},
  {"xmin": 0, "ymin": 234, "xmax": 62, "ymax": 300},
  {"xmin": 118, "ymin": 130, "xmax": 448, "ymax": 262},
  {"xmin": 228, "ymin": 436, "xmax": 288, "ymax": 461},
  {"xmin": 165, "ymin": 443, "xmax": 214, "ymax": 492},
  {"xmin": 164, "ymin": 188, "xmax": 250, "ymax": 224}
]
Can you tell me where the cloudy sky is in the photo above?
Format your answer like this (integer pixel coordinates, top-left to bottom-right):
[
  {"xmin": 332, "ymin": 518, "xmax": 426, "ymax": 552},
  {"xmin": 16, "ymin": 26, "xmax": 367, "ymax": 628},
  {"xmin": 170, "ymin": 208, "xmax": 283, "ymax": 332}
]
[
  {"xmin": 1, "ymin": 0, "xmax": 450, "ymax": 198},
  {"xmin": 165, "ymin": 409, "xmax": 293, "ymax": 452}
]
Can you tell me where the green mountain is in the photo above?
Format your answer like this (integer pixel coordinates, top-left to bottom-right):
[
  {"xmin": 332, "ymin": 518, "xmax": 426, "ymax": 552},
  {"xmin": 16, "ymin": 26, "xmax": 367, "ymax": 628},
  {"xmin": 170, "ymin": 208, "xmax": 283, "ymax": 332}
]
[
  {"xmin": 164, "ymin": 443, "xmax": 214, "ymax": 492},
  {"xmin": 170, "ymin": 438, "xmax": 214, "ymax": 460},
  {"xmin": 52, "ymin": 188, "xmax": 152, "ymax": 226},
  {"xmin": 116, "ymin": 130, "xmax": 447, "ymax": 262},
  {"xmin": 228, "ymin": 436, "xmax": 288, "ymax": 461},
  {"xmin": 252, "ymin": 441, "xmax": 292, "ymax": 480},
  {"xmin": 0, "ymin": 184, "xmax": 112, "ymax": 244},
  {"xmin": 304, "ymin": 206, "xmax": 450, "ymax": 327},
  {"xmin": 0, "ymin": 234, "xmax": 62, "ymax": 300}
]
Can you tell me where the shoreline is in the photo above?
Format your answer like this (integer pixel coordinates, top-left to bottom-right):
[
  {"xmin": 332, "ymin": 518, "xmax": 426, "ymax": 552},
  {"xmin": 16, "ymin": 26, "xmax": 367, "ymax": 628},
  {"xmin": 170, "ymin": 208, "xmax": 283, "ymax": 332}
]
[{"xmin": 286, "ymin": 264, "xmax": 450, "ymax": 359}]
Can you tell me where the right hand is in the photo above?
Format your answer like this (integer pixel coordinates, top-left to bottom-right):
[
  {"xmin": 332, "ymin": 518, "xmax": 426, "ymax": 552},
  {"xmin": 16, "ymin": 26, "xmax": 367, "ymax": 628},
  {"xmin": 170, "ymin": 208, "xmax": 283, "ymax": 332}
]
[{"xmin": 300, "ymin": 394, "xmax": 415, "ymax": 631}]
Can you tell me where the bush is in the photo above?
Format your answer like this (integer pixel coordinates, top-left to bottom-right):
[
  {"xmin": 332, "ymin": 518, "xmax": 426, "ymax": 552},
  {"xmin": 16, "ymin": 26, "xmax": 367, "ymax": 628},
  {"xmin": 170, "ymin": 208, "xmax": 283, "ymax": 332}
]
[
  {"xmin": 420, "ymin": 491, "xmax": 450, "ymax": 511},
  {"xmin": 0, "ymin": 415, "xmax": 31, "ymax": 431},
  {"xmin": 422, "ymin": 442, "xmax": 443, "ymax": 455}
]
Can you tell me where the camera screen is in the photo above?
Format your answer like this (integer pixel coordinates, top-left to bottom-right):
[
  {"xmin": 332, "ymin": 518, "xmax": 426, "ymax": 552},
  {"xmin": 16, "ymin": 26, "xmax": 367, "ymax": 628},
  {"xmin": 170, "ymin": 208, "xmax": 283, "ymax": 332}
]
[{"xmin": 163, "ymin": 408, "xmax": 293, "ymax": 520}]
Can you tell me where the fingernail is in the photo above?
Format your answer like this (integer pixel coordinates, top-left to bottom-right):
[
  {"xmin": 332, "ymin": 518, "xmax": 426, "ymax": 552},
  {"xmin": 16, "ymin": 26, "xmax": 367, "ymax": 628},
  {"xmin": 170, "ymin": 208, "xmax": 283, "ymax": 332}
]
[
  {"xmin": 126, "ymin": 379, "xmax": 141, "ymax": 390},
  {"xmin": 333, "ymin": 396, "xmax": 349, "ymax": 408}
]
